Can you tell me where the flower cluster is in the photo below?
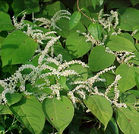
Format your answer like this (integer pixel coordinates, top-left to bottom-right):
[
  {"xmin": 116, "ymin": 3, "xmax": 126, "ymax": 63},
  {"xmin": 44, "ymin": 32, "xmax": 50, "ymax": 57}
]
[
  {"xmin": 12, "ymin": 12, "xmax": 26, "ymax": 30},
  {"xmin": 98, "ymin": 9, "xmax": 119, "ymax": 32},
  {"xmin": 0, "ymin": 33, "xmax": 88, "ymax": 103},
  {"xmin": 34, "ymin": 10, "xmax": 71, "ymax": 31},
  {"xmin": 76, "ymin": 30, "xmax": 105, "ymax": 46},
  {"xmin": 0, "ymin": 10, "xmax": 127, "ymax": 109},
  {"xmin": 69, "ymin": 66, "xmax": 127, "ymax": 108},
  {"xmin": 12, "ymin": 10, "xmax": 71, "ymax": 45},
  {"xmin": 13, "ymin": 14, "xmax": 57, "ymax": 46},
  {"xmin": 106, "ymin": 47, "xmax": 135, "ymax": 65},
  {"xmin": 0, "ymin": 30, "xmax": 126, "ymax": 108}
]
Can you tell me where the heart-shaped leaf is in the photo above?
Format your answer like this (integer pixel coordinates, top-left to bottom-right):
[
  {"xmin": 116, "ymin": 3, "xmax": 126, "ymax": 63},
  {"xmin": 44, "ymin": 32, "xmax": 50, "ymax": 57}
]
[
  {"xmin": 84, "ymin": 95, "xmax": 113, "ymax": 128},
  {"xmin": 66, "ymin": 32, "xmax": 91, "ymax": 58},
  {"xmin": 1, "ymin": 30, "xmax": 38, "ymax": 66},
  {"xmin": 0, "ymin": 11, "xmax": 14, "ymax": 31},
  {"xmin": 116, "ymin": 108, "xmax": 139, "ymax": 134},
  {"xmin": 5, "ymin": 93, "xmax": 22, "ymax": 106},
  {"xmin": 116, "ymin": 64, "xmax": 136, "ymax": 92},
  {"xmin": 43, "ymin": 96, "xmax": 74, "ymax": 133},
  {"xmin": 11, "ymin": 96, "xmax": 45, "ymax": 134},
  {"xmin": 107, "ymin": 35, "xmax": 136, "ymax": 52},
  {"xmin": 88, "ymin": 46, "xmax": 115, "ymax": 72},
  {"xmin": 88, "ymin": 23, "xmax": 102, "ymax": 40},
  {"xmin": 69, "ymin": 11, "xmax": 81, "ymax": 30},
  {"xmin": 119, "ymin": 8, "xmax": 139, "ymax": 31}
]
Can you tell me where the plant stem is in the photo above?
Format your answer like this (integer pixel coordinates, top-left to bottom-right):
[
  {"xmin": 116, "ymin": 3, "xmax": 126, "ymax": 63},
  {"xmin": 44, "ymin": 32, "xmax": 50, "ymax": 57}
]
[{"xmin": 76, "ymin": 0, "xmax": 96, "ymax": 23}]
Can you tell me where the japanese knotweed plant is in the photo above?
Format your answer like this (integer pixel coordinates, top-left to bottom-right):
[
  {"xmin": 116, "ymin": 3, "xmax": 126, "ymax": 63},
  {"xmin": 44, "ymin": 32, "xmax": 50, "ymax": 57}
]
[
  {"xmin": 1, "ymin": 11, "xmax": 126, "ymax": 107},
  {"xmin": 0, "ymin": 35, "xmax": 126, "ymax": 108},
  {"xmin": 77, "ymin": 9, "xmax": 136, "ymax": 66},
  {"xmin": 1, "ymin": 0, "xmax": 139, "ymax": 133},
  {"xmin": 0, "ymin": 28, "xmax": 126, "ymax": 133}
]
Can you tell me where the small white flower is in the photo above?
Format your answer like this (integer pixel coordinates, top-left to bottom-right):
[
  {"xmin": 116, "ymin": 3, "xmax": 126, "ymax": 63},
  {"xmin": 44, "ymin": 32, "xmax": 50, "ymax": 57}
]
[
  {"xmin": 98, "ymin": 9, "xmax": 119, "ymax": 31},
  {"xmin": 35, "ymin": 10, "xmax": 71, "ymax": 31},
  {"xmin": 38, "ymin": 36, "xmax": 60, "ymax": 65}
]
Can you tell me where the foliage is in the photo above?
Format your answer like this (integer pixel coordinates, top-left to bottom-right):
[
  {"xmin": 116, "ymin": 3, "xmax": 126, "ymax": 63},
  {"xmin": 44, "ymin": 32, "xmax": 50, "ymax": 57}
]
[{"xmin": 0, "ymin": 0, "xmax": 139, "ymax": 134}]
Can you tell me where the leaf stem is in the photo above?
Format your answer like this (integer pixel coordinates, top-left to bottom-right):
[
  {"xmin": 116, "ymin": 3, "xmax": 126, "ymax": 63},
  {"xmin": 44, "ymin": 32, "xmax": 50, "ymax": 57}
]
[{"xmin": 76, "ymin": 0, "xmax": 96, "ymax": 23}]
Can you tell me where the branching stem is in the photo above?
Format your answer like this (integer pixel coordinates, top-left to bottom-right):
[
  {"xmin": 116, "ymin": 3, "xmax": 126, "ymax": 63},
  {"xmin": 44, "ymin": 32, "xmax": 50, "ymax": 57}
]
[{"xmin": 77, "ymin": 0, "xmax": 96, "ymax": 23}]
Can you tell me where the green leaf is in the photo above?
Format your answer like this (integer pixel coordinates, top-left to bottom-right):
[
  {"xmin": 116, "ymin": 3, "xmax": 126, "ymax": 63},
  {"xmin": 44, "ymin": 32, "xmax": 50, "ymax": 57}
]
[
  {"xmin": 91, "ymin": 0, "xmax": 97, "ymax": 9},
  {"xmin": 5, "ymin": 93, "xmax": 22, "ymax": 106},
  {"xmin": 0, "ymin": 0, "xmax": 9, "ymax": 12},
  {"xmin": 128, "ymin": 51, "xmax": 139, "ymax": 65},
  {"xmin": 12, "ymin": 0, "xmax": 40, "ymax": 15},
  {"xmin": 135, "ymin": 72, "xmax": 139, "ymax": 90},
  {"xmin": 58, "ymin": 76, "xmax": 69, "ymax": 91},
  {"xmin": 130, "ymin": 0, "xmax": 139, "ymax": 6},
  {"xmin": 0, "ymin": 36, "xmax": 4, "ymax": 50},
  {"xmin": 107, "ymin": 35, "xmax": 136, "ymax": 52},
  {"xmin": 1, "ymin": 30, "xmax": 38, "ymax": 66},
  {"xmin": 91, "ymin": 0, "xmax": 103, "ymax": 9},
  {"xmin": 121, "ymin": 91, "xmax": 136, "ymax": 105},
  {"xmin": 0, "ymin": 105, "xmax": 12, "ymax": 115},
  {"xmin": 77, "ymin": 0, "xmax": 92, "ymax": 9},
  {"xmin": 11, "ymin": 96, "xmax": 45, "ymax": 134},
  {"xmin": 90, "ymin": 127, "xmax": 103, "ymax": 134},
  {"xmin": 116, "ymin": 108, "xmax": 139, "ymax": 134},
  {"xmin": 119, "ymin": 8, "xmax": 139, "ymax": 31},
  {"xmin": 56, "ymin": 18, "xmax": 86, "ymax": 38},
  {"xmin": 0, "ymin": 125, "xmax": 4, "ymax": 133},
  {"xmin": 80, "ymin": 8, "xmax": 91, "ymax": 27},
  {"xmin": 41, "ymin": 1, "xmax": 65, "ymax": 17},
  {"xmin": 67, "ymin": 64, "xmax": 88, "ymax": 81},
  {"xmin": 105, "ymin": 118, "xmax": 119, "ymax": 134},
  {"xmin": 98, "ymin": 0, "xmax": 103, "ymax": 5},
  {"xmin": 84, "ymin": 95, "xmax": 113, "ymax": 128},
  {"xmin": 88, "ymin": 23, "xmax": 102, "ymax": 41},
  {"xmin": 69, "ymin": 11, "xmax": 81, "ymax": 30},
  {"xmin": 101, "ymin": 72, "xmax": 115, "ymax": 86},
  {"xmin": 43, "ymin": 96, "xmax": 74, "ymax": 133},
  {"xmin": 66, "ymin": 32, "xmax": 91, "ymax": 58},
  {"xmin": 54, "ymin": 44, "xmax": 73, "ymax": 61},
  {"xmin": 88, "ymin": 46, "xmax": 115, "ymax": 72},
  {"xmin": 127, "ymin": 90, "xmax": 139, "ymax": 98},
  {"xmin": 119, "ymin": 33, "xmax": 134, "ymax": 44},
  {"xmin": 116, "ymin": 64, "xmax": 136, "ymax": 92},
  {"xmin": 0, "ymin": 12, "xmax": 14, "ymax": 31},
  {"xmin": 133, "ymin": 31, "xmax": 139, "ymax": 40}
]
